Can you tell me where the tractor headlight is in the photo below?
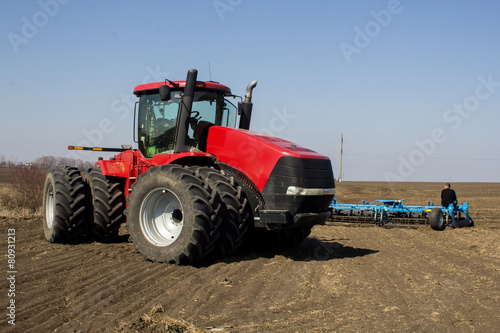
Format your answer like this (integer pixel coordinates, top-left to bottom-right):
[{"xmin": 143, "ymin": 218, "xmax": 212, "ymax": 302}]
[{"xmin": 286, "ymin": 186, "xmax": 336, "ymax": 196}]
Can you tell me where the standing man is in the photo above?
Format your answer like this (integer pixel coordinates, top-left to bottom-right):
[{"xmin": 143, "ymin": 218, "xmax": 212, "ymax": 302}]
[{"xmin": 441, "ymin": 183, "xmax": 457, "ymax": 208}]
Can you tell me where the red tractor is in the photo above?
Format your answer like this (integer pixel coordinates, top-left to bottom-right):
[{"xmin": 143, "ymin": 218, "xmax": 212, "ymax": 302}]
[{"xmin": 42, "ymin": 69, "xmax": 335, "ymax": 264}]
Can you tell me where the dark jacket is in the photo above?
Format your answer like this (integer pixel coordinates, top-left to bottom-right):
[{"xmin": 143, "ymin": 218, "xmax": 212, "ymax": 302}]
[{"xmin": 441, "ymin": 188, "xmax": 457, "ymax": 207}]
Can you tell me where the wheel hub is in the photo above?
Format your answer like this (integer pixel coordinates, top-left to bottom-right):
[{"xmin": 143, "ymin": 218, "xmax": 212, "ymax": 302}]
[
  {"xmin": 140, "ymin": 188, "xmax": 184, "ymax": 246},
  {"xmin": 45, "ymin": 185, "xmax": 55, "ymax": 229}
]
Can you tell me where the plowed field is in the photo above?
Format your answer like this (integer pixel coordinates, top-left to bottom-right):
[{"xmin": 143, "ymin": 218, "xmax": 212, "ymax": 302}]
[{"xmin": 1, "ymin": 181, "xmax": 499, "ymax": 332}]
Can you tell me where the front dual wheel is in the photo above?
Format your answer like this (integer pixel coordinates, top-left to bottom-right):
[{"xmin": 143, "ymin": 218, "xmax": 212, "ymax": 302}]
[{"xmin": 125, "ymin": 165, "xmax": 222, "ymax": 264}]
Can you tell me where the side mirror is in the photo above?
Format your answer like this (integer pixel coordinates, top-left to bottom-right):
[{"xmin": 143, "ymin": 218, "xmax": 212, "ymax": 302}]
[{"xmin": 159, "ymin": 85, "xmax": 171, "ymax": 101}]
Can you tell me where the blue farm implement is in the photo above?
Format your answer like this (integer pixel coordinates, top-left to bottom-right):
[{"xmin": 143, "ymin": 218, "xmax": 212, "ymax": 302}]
[{"xmin": 329, "ymin": 199, "xmax": 473, "ymax": 230}]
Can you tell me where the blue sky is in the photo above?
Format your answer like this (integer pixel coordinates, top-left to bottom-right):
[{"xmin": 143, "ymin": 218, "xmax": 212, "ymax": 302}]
[{"xmin": 1, "ymin": 0, "xmax": 499, "ymax": 182}]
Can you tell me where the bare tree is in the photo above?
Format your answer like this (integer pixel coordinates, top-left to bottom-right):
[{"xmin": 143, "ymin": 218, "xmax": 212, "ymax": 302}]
[
  {"xmin": 10, "ymin": 165, "xmax": 46, "ymax": 214},
  {"xmin": 33, "ymin": 156, "xmax": 95, "ymax": 170}
]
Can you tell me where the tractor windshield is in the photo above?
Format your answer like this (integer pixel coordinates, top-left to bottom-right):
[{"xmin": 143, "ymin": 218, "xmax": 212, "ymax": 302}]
[{"xmin": 138, "ymin": 90, "xmax": 237, "ymax": 157}]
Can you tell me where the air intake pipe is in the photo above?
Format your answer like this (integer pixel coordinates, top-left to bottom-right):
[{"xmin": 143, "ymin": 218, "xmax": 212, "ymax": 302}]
[
  {"xmin": 238, "ymin": 80, "xmax": 258, "ymax": 130},
  {"xmin": 174, "ymin": 69, "xmax": 197, "ymax": 153}
]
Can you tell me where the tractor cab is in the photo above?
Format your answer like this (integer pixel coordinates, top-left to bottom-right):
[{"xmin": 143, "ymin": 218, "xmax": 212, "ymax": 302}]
[{"xmin": 133, "ymin": 81, "xmax": 238, "ymax": 157}]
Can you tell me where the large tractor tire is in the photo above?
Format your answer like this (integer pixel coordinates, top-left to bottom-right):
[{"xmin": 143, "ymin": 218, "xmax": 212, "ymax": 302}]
[
  {"xmin": 429, "ymin": 208, "xmax": 446, "ymax": 231},
  {"xmin": 42, "ymin": 166, "xmax": 88, "ymax": 243},
  {"xmin": 191, "ymin": 166, "xmax": 250, "ymax": 259},
  {"xmin": 125, "ymin": 165, "xmax": 222, "ymax": 264},
  {"xmin": 83, "ymin": 167, "xmax": 125, "ymax": 242}
]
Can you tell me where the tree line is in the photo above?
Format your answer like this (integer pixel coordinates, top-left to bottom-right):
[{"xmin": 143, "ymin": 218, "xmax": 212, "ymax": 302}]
[{"xmin": 0, "ymin": 154, "xmax": 94, "ymax": 169}]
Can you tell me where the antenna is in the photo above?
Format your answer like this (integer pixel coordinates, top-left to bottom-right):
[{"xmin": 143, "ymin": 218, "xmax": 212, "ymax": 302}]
[
  {"xmin": 208, "ymin": 62, "xmax": 212, "ymax": 81},
  {"xmin": 339, "ymin": 133, "xmax": 343, "ymax": 182}
]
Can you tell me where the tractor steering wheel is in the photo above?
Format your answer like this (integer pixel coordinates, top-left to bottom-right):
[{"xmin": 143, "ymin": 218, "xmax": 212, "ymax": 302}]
[
  {"xmin": 189, "ymin": 111, "xmax": 202, "ymax": 130},
  {"xmin": 191, "ymin": 111, "xmax": 201, "ymax": 121}
]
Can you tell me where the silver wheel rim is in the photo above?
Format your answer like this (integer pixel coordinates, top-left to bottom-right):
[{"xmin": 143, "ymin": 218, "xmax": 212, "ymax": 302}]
[
  {"xmin": 45, "ymin": 185, "xmax": 55, "ymax": 229},
  {"xmin": 140, "ymin": 188, "xmax": 184, "ymax": 246}
]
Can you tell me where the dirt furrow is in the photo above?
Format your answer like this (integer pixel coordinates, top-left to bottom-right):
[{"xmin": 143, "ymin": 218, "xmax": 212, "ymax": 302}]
[{"xmin": 1, "ymin": 181, "xmax": 499, "ymax": 332}]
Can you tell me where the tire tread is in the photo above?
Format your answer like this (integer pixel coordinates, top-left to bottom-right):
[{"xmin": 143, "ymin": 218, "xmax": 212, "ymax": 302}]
[{"xmin": 43, "ymin": 166, "xmax": 88, "ymax": 243}]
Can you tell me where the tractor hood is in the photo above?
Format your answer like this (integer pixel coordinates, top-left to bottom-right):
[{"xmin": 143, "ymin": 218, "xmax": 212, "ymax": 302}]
[{"xmin": 205, "ymin": 126, "xmax": 332, "ymax": 192}]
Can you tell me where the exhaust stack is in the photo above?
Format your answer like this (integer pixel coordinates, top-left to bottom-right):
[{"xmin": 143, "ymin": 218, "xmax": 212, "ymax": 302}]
[
  {"xmin": 238, "ymin": 80, "xmax": 258, "ymax": 130},
  {"xmin": 174, "ymin": 69, "xmax": 198, "ymax": 153}
]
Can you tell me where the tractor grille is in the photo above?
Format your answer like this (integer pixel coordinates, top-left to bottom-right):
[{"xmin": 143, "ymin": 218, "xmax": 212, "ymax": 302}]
[{"xmin": 261, "ymin": 156, "xmax": 335, "ymax": 213}]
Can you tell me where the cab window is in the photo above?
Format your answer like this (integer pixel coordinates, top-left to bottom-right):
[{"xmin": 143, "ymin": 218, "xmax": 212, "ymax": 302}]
[{"xmin": 138, "ymin": 91, "xmax": 238, "ymax": 157}]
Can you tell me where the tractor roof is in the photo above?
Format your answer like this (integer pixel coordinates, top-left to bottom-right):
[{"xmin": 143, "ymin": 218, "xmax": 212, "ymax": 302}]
[{"xmin": 133, "ymin": 81, "xmax": 232, "ymax": 96}]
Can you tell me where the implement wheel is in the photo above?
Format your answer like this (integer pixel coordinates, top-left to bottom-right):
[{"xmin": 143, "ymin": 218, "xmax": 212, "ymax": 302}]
[
  {"xmin": 83, "ymin": 167, "xmax": 125, "ymax": 242},
  {"xmin": 125, "ymin": 165, "xmax": 221, "ymax": 264},
  {"xmin": 429, "ymin": 208, "xmax": 446, "ymax": 231},
  {"xmin": 42, "ymin": 167, "xmax": 88, "ymax": 243}
]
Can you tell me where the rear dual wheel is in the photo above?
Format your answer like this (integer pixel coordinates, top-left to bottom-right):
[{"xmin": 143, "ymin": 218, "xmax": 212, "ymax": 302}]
[
  {"xmin": 43, "ymin": 167, "xmax": 88, "ymax": 243},
  {"xmin": 43, "ymin": 166, "xmax": 126, "ymax": 243},
  {"xmin": 83, "ymin": 168, "xmax": 125, "ymax": 242}
]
